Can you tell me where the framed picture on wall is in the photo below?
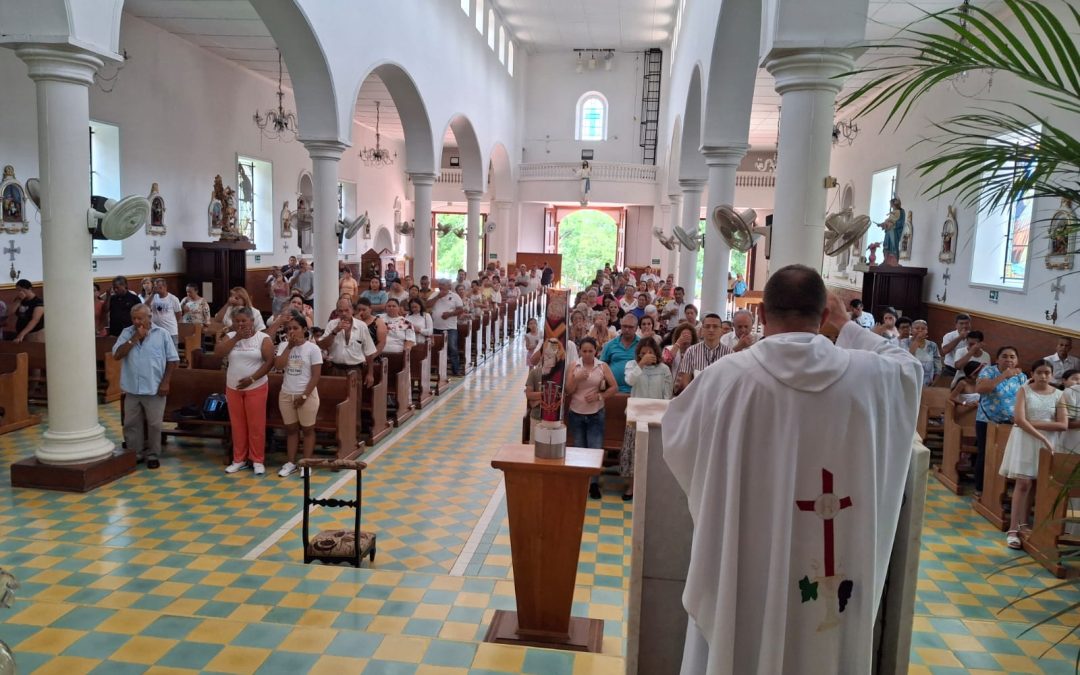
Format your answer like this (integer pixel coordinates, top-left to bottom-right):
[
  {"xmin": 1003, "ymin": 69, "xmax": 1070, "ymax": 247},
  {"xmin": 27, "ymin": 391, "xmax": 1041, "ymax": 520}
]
[
  {"xmin": 1046, "ymin": 199, "xmax": 1076, "ymax": 271},
  {"xmin": 449, "ymin": 156, "xmax": 460, "ymax": 167}
]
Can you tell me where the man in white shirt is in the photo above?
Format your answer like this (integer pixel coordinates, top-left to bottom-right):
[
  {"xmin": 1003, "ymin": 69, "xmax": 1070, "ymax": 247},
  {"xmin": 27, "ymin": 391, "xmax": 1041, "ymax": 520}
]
[
  {"xmin": 719, "ymin": 309, "xmax": 758, "ymax": 353},
  {"xmin": 428, "ymin": 280, "xmax": 465, "ymax": 376},
  {"xmin": 1047, "ymin": 337, "xmax": 1080, "ymax": 387},
  {"xmin": 318, "ymin": 298, "xmax": 376, "ymax": 387},
  {"xmin": 950, "ymin": 330, "xmax": 991, "ymax": 386},
  {"xmin": 661, "ymin": 286, "xmax": 688, "ymax": 325},
  {"xmin": 150, "ymin": 278, "xmax": 182, "ymax": 346},
  {"xmin": 663, "ymin": 264, "xmax": 922, "ymax": 675},
  {"xmin": 849, "ymin": 299, "xmax": 875, "ymax": 329},
  {"xmin": 940, "ymin": 312, "xmax": 972, "ymax": 377}
]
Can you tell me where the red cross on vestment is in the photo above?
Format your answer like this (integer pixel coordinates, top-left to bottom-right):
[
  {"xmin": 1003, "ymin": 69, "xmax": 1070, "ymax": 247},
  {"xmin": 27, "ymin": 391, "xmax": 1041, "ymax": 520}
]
[{"xmin": 796, "ymin": 468, "xmax": 853, "ymax": 578}]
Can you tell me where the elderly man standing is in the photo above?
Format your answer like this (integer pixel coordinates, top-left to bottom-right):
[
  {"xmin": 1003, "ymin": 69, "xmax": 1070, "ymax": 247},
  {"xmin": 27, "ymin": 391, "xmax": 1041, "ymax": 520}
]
[
  {"xmin": 675, "ymin": 313, "xmax": 732, "ymax": 394},
  {"xmin": 113, "ymin": 304, "xmax": 179, "ymax": 469},
  {"xmin": 429, "ymin": 280, "xmax": 465, "ymax": 376},
  {"xmin": 719, "ymin": 310, "xmax": 758, "ymax": 353},
  {"xmin": 663, "ymin": 265, "xmax": 922, "ymax": 675},
  {"xmin": 319, "ymin": 297, "xmax": 376, "ymax": 387}
]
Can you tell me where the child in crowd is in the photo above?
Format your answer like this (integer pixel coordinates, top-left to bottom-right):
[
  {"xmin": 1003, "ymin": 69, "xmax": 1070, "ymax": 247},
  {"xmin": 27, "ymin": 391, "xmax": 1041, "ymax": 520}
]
[
  {"xmin": 999, "ymin": 359, "xmax": 1068, "ymax": 549},
  {"xmin": 524, "ymin": 317, "xmax": 540, "ymax": 353},
  {"xmin": 621, "ymin": 339, "xmax": 673, "ymax": 500}
]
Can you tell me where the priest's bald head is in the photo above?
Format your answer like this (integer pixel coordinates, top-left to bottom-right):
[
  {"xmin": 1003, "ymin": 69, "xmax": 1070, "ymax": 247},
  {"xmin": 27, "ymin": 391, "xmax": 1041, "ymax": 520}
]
[{"xmin": 761, "ymin": 264, "xmax": 831, "ymax": 336}]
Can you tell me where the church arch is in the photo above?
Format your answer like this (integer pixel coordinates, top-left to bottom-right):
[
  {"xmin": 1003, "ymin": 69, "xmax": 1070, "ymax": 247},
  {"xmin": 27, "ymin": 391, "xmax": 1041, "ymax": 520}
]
[
  {"xmin": 441, "ymin": 114, "xmax": 485, "ymax": 193},
  {"xmin": 373, "ymin": 225, "xmax": 394, "ymax": 253},
  {"xmin": 348, "ymin": 63, "xmax": 436, "ymax": 175},
  {"xmin": 701, "ymin": 0, "xmax": 761, "ymax": 147},
  {"xmin": 487, "ymin": 141, "xmax": 513, "ymax": 201},
  {"xmin": 679, "ymin": 65, "xmax": 707, "ymax": 182}
]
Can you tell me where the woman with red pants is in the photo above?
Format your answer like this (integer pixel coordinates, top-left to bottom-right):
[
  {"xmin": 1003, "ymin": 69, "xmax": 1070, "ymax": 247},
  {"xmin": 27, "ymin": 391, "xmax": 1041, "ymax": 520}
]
[{"xmin": 216, "ymin": 307, "xmax": 274, "ymax": 475}]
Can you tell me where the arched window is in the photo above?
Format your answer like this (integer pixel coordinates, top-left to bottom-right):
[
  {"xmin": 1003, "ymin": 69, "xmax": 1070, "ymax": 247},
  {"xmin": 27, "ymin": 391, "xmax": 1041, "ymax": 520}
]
[
  {"xmin": 575, "ymin": 91, "xmax": 608, "ymax": 141},
  {"xmin": 460, "ymin": 0, "xmax": 469, "ymax": 15},
  {"xmin": 499, "ymin": 26, "xmax": 506, "ymax": 64},
  {"xmin": 475, "ymin": 0, "xmax": 483, "ymax": 33},
  {"xmin": 487, "ymin": 10, "xmax": 496, "ymax": 50},
  {"xmin": 507, "ymin": 41, "xmax": 515, "ymax": 76}
]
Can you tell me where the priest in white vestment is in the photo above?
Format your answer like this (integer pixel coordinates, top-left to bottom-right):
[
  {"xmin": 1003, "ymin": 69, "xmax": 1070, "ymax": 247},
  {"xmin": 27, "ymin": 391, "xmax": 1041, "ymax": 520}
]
[{"xmin": 662, "ymin": 264, "xmax": 923, "ymax": 675}]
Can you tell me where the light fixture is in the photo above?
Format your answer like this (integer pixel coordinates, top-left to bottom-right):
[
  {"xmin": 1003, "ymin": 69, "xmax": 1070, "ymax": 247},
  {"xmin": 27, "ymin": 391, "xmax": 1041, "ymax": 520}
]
[
  {"xmin": 588, "ymin": 53, "xmax": 597, "ymax": 70},
  {"xmin": 948, "ymin": 0, "xmax": 994, "ymax": 98},
  {"xmin": 755, "ymin": 106, "xmax": 780, "ymax": 173},
  {"xmin": 832, "ymin": 118, "xmax": 858, "ymax": 146},
  {"xmin": 604, "ymin": 51, "xmax": 614, "ymax": 70},
  {"xmin": 253, "ymin": 50, "xmax": 298, "ymax": 141},
  {"xmin": 358, "ymin": 101, "xmax": 397, "ymax": 167},
  {"xmin": 576, "ymin": 53, "xmax": 584, "ymax": 73}
]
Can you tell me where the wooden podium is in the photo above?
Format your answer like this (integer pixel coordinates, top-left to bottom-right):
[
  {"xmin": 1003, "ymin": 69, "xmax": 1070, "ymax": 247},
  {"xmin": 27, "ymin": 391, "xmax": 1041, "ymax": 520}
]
[{"xmin": 486, "ymin": 444, "xmax": 605, "ymax": 653}]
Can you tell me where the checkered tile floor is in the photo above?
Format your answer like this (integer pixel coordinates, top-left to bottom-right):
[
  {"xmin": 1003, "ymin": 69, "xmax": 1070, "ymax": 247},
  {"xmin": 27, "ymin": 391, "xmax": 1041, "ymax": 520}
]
[{"xmin": 1, "ymin": 327, "xmax": 1079, "ymax": 673}]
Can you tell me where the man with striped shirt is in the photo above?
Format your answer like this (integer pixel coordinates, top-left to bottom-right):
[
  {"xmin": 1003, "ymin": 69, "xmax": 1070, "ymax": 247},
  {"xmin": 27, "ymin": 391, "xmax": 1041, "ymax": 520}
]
[{"xmin": 675, "ymin": 313, "xmax": 732, "ymax": 394}]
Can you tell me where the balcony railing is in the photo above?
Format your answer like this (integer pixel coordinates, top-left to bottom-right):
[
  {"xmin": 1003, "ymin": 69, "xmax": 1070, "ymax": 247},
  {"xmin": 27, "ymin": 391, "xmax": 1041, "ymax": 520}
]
[
  {"xmin": 735, "ymin": 172, "xmax": 776, "ymax": 188},
  {"xmin": 435, "ymin": 169, "xmax": 462, "ymax": 184},
  {"xmin": 518, "ymin": 161, "xmax": 658, "ymax": 183}
]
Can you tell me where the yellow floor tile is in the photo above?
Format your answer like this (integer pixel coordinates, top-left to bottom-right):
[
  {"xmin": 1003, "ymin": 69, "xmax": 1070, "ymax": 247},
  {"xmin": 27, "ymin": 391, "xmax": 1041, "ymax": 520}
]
[
  {"xmin": 279, "ymin": 626, "xmax": 338, "ymax": 653},
  {"xmin": 308, "ymin": 655, "xmax": 369, "ymax": 674},
  {"xmin": 438, "ymin": 621, "xmax": 478, "ymax": 641},
  {"xmin": 413, "ymin": 603, "xmax": 451, "ymax": 621},
  {"xmin": 415, "ymin": 666, "xmax": 469, "ymax": 675},
  {"xmin": 95, "ymin": 609, "xmax": 159, "ymax": 635},
  {"xmin": 368, "ymin": 616, "xmax": 409, "ymax": 635},
  {"xmin": 472, "ymin": 643, "xmax": 526, "ymax": 672},
  {"xmin": 185, "ymin": 618, "xmax": 246, "ymax": 645},
  {"xmin": 571, "ymin": 652, "xmax": 625, "ymax": 675},
  {"xmin": 110, "ymin": 636, "xmax": 178, "ymax": 664},
  {"xmin": 297, "ymin": 609, "xmax": 339, "ymax": 628},
  {"xmin": 373, "ymin": 635, "xmax": 430, "ymax": 663},
  {"xmin": 8, "ymin": 602, "xmax": 74, "ymax": 627},
  {"xmin": 13, "ymin": 627, "xmax": 85, "ymax": 654},
  {"xmin": 26, "ymin": 655, "xmax": 100, "ymax": 675},
  {"xmin": 203, "ymin": 646, "xmax": 271, "ymax": 675}
]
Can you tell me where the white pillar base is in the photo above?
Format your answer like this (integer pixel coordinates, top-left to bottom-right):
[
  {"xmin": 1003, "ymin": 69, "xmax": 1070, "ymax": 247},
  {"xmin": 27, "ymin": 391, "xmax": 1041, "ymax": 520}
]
[{"xmin": 37, "ymin": 426, "xmax": 116, "ymax": 466}]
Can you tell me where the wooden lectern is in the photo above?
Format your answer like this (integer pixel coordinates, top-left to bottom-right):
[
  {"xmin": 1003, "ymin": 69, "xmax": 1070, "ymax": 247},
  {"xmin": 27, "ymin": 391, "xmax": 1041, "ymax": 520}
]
[{"xmin": 486, "ymin": 444, "xmax": 605, "ymax": 653}]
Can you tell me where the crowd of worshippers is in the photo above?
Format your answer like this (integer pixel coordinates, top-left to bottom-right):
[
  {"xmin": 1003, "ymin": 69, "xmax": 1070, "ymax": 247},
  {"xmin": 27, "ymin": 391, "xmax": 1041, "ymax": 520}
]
[{"xmin": 0, "ymin": 259, "xmax": 547, "ymax": 475}]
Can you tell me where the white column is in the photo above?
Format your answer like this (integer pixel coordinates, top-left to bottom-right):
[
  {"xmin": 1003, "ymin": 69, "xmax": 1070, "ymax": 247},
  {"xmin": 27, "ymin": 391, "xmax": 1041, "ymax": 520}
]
[
  {"xmin": 464, "ymin": 189, "xmax": 482, "ymax": 279},
  {"xmin": 765, "ymin": 50, "xmax": 854, "ymax": 270},
  {"xmin": 677, "ymin": 179, "xmax": 705, "ymax": 306},
  {"xmin": 303, "ymin": 140, "xmax": 347, "ymax": 325},
  {"xmin": 18, "ymin": 46, "xmax": 114, "ymax": 464},
  {"xmin": 701, "ymin": 145, "xmax": 749, "ymax": 316},
  {"xmin": 666, "ymin": 193, "xmax": 682, "ymax": 282},
  {"xmin": 410, "ymin": 173, "xmax": 435, "ymax": 280},
  {"xmin": 492, "ymin": 200, "xmax": 513, "ymax": 265}
]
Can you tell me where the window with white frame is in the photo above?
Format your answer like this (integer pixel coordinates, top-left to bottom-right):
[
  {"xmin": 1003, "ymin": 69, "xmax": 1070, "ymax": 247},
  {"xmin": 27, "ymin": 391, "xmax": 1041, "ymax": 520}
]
[
  {"xmin": 499, "ymin": 26, "xmax": 506, "ymax": 63},
  {"xmin": 575, "ymin": 92, "xmax": 608, "ymax": 141},
  {"xmin": 460, "ymin": 0, "xmax": 470, "ymax": 15},
  {"xmin": 488, "ymin": 10, "xmax": 496, "ymax": 50},
  {"xmin": 865, "ymin": 165, "xmax": 898, "ymax": 254},
  {"xmin": 970, "ymin": 126, "xmax": 1040, "ymax": 290},
  {"xmin": 475, "ymin": 0, "xmax": 483, "ymax": 32},
  {"xmin": 508, "ymin": 41, "xmax": 515, "ymax": 76},
  {"xmin": 89, "ymin": 120, "xmax": 122, "ymax": 258},
  {"xmin": 236, "ymin": 155, "xmax": 274, "ymax": 253}
]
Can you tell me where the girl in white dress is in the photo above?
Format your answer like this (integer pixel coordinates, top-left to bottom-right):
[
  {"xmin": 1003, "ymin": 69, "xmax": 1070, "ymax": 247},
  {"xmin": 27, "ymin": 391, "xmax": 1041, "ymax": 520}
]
[{"xmin": 999, "ymin": 359, "xmax": 1069, "ymax": 549}]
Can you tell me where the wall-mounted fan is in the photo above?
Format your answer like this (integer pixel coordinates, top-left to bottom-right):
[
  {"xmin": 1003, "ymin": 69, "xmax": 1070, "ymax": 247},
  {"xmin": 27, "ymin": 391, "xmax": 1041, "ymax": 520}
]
[
  {"xmin": 87, "ymin": 195, "xmax": 151, "ymax": 240},
  {"xmin": 652, "ymin": 226, "xmax": 679, "ymax": 251},
  {"xmin": 395, "ymin": 219, "xmax": 415, "ymax": 236},
  {"xmin": 435, "ymin": 222, "xmax": 454, "ymax": 236},
  {"xmin": 337, "ymin": 212, "xmax": 369, "ymax": 242},
  {"xmin": 824, "ymin": 208, "xmax": 872, "ymax": 256},
  {"xmin": 672, "ymin": 226, "xmax": 702, "ymax": 252},
  {"xmin": 25, "ymin": 178, "xmax": 41, "ymax": 209},
  {"xmin": 712, "ymin": 205, "xmax": 769, "ymax": 253},
  {"xmin": 453, "ymin": 227, "xmax": 465, "ymax": 239},
  {"xmin": 486, "ymin": 220, "xmax": 496, "ymax": 235}
]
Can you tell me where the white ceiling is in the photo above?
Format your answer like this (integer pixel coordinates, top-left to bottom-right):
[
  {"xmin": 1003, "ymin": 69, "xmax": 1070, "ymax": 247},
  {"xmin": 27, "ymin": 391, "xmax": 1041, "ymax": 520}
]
[
  {"xmin": 124, "ymin": 0, "xmax": 995, "ymax": 153},
  {"xmin": 491, "ymin": 0, "xmax": 678, "ymax": 51}
]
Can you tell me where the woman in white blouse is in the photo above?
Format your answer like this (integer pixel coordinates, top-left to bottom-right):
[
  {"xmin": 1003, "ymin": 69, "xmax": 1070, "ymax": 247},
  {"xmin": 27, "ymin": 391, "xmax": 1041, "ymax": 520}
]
[
  {"xmin": 215, "ymin": 307, "xmax": 273, "ymax": 475},
  {"xmin": 405, "ymin": 298, "xmax": 433, "ymax": 339},
  {"xmin": 382, "ymin": 298, "xmax": 416, "ymax": 354}
]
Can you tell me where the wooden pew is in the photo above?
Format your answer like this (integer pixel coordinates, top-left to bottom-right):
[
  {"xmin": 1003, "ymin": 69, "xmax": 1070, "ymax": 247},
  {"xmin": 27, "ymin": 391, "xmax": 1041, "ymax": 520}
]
[
  {"xmin": 1024, "ymin": 449, "xmax": 1080, "ymax": 578},
  {"xmin": 603, "ymin": 393, "xmax": 629, "ymax": 453},
  {"xmin": 410, "ymin": 340, "xmax": 434, "ymax": 408},
  {"xmin": 265, "ymin": 371, "xmax": 362, "ymax": 461},
  {"xmin": 188, "ymin": 349, "xmax": 226, "ymax": 371},
  {"xmin": 917, "ymin": 387, "xmax": 950, "ymax": 443},
  {"xmin": 0, "ymin": 342, "xmax": 47, "ymax": 402},
  {"xmin": 357, "ymin": 357, "xmax": 392, "ymax": 446},
  {"xmin": 430, "ymin": 333, "xmax": 448, "ymax": 395},
  {"xmin": 973, "ymin": 422, "xmax": 1012, "ymax": 531},
  {"xmin": 160, "ymin": 367, "xmax": 232, "ymax": 462},
  {"xmin": 472, "ymin": 315, "xmax": 483, "ymax": 364},
  {"xmin": 93, "ymin": 337, "xmax": 123, "ymax": 403},
  {"xmin": 0, "ymin": 353, "xmax": 42, "ymax": 434},
  {"xmin": 178, "ymin": 323, "xmax": 203, "ymax": 367},
  {"xmin": 458, "ymin": 318, "xmax": 474, "ymax": 374},
  {"xmin": 935, "ymin": 401, "xmax": 977, "ymax": 494},
  {"xmin": 383, "ymin": 351, "xmax": 415, "ymax": 427}
]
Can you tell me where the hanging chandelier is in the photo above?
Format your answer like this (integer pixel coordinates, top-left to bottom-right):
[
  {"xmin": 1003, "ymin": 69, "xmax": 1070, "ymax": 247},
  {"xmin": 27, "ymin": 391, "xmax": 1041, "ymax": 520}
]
[
  {"xmin": 947, "ymin": 0, "xmax": 994, "ymax": 98},
  {"xmin": 253, "ymin": 50, "xmax": 298, "ymax": 141},
  {"xmin": 358, "ymin": 101, "xmax": 397, "ymax": 167},
  {"xmin": 755, "ymin": 106, "xmax": 780, "ymax": 173}
]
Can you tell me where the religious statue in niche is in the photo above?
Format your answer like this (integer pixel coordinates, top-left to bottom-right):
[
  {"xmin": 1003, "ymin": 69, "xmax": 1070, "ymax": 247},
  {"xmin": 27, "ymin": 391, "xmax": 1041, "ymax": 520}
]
[
  {"xmin": 295, "ymin": 196, "xmax": 314, "ymax": 254},
  {"xmin": 577, "ymin": 160, "xmax": 592, "ymax": 206},
  {"xmin": 147, "ymin": 183, "xmax": 166, "ymax": 236},
  {"xmin": 0, "ymin": 166, "xmax": 29, "ymax": 235},
  {"xmin": 1046, "ymin": 198, "xmax": 1076, "ymax": 271},
  {"xmin": 866, "ymin": 242, "xmax": 881, "ymax": 266},
  {"xmin": 899, "ymin": 209, "xmax": 914, "ymax": 261},
  {"xmin": 939, "ymin": 206, "xmax": 958, "ymax": 264},
  {"xmin": 280, "ymin": 201, "xmax": 293, "ymax": 239},
  {"xmin": 878, "ymin": 197, "xmax": 905, "ymax": 266}
]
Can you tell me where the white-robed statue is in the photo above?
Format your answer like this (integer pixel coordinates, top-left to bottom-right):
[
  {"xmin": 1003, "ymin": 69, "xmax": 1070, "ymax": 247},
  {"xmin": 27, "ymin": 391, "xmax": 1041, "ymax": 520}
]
[
  {"xmin": 577, "ymin": 160, "xmax": 592, "ymax": 206},
  {"xmin": 662, "ymin": 264, "xmax": 923, "ymax": 675}
]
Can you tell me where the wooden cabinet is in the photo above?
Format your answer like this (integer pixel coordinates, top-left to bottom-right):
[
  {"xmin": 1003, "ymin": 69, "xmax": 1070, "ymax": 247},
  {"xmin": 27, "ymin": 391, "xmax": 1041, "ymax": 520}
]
[
  {"xmin": 861, "ymin": 265, "xmax": 927, "ymax": 319},
  {"xmin": 183, "ymin": 240, "xmax": 253, "ymax": 314}
]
